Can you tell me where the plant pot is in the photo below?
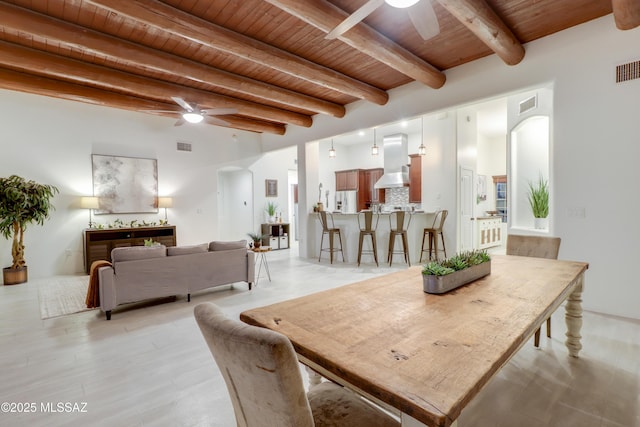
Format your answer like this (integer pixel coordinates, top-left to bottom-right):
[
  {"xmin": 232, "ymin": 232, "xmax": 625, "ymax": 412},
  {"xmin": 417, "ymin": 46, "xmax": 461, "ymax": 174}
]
[
  {"xmin": 534, "ymin": 217, "xmax": 548, "ymax": 230},
  {"xmin": 3, "ymin": 266, "xmax": 28, "ymax": 285},
  {"xmin": 253, "ymin": 240, "xmax": 261, "ymax": 249},
  {"xmin": 422, "ymin": 261, "xmax": 491, "ymax": 294}
]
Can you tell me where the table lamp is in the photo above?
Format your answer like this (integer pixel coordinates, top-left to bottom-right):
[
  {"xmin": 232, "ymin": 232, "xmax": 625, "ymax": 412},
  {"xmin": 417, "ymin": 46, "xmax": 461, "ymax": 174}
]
[
  {"xmin": 158, "ymin": 197, "xmax": 173, "ymax": 222},
  {"xmin": 80, "ymin": 196, "xmax": 100, "ymax": 228}
]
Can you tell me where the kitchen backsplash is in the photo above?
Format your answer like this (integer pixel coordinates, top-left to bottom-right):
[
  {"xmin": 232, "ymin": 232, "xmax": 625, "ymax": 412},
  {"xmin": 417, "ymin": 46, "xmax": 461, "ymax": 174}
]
[{"xmin": 385, "ymin": 187, "xmax": 409, "ymax": 206}]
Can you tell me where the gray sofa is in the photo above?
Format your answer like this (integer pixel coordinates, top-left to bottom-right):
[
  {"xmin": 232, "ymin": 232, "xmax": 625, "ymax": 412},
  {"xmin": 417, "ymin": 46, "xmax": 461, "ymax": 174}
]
[{"xmin": 98, "ymin": 240, "xmax": 254, "ymax": 320}]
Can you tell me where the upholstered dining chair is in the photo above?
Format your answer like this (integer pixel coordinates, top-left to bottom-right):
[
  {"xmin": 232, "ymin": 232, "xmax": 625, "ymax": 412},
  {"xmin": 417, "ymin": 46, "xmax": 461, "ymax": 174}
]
[
  {"xmin": 194, "ymin": 303, "xmax": 400, "ymax": 427},
  {"xmin": 506, "ymin": 234, "xmax": 561, "ymax": 347}
]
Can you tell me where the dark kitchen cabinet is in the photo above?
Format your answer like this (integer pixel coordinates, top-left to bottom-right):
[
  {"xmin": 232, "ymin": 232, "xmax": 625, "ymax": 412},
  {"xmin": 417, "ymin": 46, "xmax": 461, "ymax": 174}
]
[
  {"xmin": 335, "ymin": 169, "xmax": 360, "ymax": 191},
  {"xmin": 409, "ymin": 154, "xmax": 422, "ymax": 203},
  {"xmin": 365, "ymin": 168, "xmax": 385, "ymax": 204}
]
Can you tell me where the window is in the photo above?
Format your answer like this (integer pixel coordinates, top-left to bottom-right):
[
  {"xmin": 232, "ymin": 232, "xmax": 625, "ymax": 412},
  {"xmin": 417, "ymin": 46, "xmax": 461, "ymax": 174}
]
[{"xmin": 493, "ymin": 175, "xmax": 507, "ymax": 223}]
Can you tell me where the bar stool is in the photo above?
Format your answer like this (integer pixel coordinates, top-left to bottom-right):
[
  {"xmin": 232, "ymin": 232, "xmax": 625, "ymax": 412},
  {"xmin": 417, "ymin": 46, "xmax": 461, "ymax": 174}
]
[
  {"xmin": 387, "ymin": 211, "xmax": 412, "ymax": 266},
  {"xmin": 357, "ymin": 211, "xmax": 379, "ymax": 266},
  {"xmin": 317, "ymin": 211, "xmax": 344, "ymax": 264},
  {"xmin": 420, "ymin": 210, "xmax": 448, "ymax": 262}
]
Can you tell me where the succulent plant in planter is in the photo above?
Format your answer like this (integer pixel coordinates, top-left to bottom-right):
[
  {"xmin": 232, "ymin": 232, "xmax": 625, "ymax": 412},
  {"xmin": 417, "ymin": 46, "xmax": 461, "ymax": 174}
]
[
  {"xmin": 247, "ymin": 232, "xmax": 268, "ymax": 249},
  {"xmin": 422, "ymin": 250, "xmax": 491, "ymax": 294},
  {"xmin": 0, "ymin": 175, "xmax": 59, "ymax": 285}
]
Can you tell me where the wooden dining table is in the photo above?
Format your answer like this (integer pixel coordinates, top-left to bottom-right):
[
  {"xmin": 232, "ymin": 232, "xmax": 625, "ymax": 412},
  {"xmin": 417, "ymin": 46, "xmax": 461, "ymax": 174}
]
[{"xmin": 240, "ymin": 255, "xmax": 588, "ymax": 427}]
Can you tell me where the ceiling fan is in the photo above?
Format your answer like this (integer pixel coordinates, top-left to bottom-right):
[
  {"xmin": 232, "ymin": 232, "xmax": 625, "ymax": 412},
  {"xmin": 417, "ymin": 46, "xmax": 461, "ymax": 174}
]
[
  {"xmin": 326, "ymin": 0, "xmax": 440, "ymax": 41},
  {"xmin": 152, "ymin": 97, "xmax": 238, "ymax": 126}
]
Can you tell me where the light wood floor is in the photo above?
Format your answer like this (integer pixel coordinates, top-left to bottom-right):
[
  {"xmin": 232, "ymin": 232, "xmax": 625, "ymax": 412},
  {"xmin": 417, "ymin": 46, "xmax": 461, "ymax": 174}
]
[{"xmin": 1, "ymin": 246, "xmax": 638, "ymax": 427}]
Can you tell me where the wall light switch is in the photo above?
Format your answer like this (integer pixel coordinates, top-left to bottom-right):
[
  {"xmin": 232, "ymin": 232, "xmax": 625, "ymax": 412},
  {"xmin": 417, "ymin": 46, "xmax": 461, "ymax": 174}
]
[{"xmin": 568, "ymin": 207, "xmax": 586, "ymax": 218}]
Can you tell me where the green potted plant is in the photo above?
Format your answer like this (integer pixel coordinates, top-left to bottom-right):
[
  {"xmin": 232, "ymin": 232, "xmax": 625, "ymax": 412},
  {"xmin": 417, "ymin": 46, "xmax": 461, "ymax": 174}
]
[
  {"xmin": 527, "ymin": 174, "xmax": 549, "ymax": 229},
  {"xmin": 265, "ymin": 201, "xmax": 278, "ymax": 223},
  {"xmin": 0, "ymin": 175, "xmax": 59, "ymax": 285},
  {"xmin": 247, "ymin": 231, "xmax": 268, "ymax": 249},
  {"xmin": 422, "ymin": 250, "xmax": 491, "ymax": 294}
]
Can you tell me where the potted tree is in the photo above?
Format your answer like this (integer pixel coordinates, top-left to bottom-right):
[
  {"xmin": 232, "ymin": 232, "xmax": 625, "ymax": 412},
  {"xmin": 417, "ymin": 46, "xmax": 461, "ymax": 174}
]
[
  {"xmin": 0, "ymin": 175, "xmax": 59, "ymax": 285},
  {"xmin": 527, "ymin": 175, "xmax": 549, "ymax": 229}
]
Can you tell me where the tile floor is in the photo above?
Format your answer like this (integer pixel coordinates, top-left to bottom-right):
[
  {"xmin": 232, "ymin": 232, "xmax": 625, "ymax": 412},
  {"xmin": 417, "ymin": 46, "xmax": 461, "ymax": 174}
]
[{"xmin": 0, "ymin": 245, "xmax": 638, "ymax": 426}]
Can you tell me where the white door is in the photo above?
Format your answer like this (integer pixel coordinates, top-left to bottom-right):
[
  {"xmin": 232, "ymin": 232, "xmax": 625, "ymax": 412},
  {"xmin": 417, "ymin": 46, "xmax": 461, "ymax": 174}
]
[{"xmin": 460, "ymin": 167, "xmax": 474, "ymax": 251}]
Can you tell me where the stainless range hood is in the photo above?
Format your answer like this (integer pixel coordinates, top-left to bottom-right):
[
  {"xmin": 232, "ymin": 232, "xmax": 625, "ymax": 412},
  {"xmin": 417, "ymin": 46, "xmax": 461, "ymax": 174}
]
[{"xmin": 374, "ymin": 133, "xmax": 409, "ymax": 189}]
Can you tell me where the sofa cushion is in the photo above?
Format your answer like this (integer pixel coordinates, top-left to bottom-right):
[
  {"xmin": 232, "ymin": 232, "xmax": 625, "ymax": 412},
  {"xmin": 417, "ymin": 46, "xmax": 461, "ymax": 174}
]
[
  {"xmin": 167, "ymin": 243, "xmax": 209, "ymax": 256},
  {"xmin": 209, "ymin": 240, "xmax": 247, "ymax": 251},
  {"xmin": 111, "ymin": 245, "xmax": 166, "ymax": 262}
]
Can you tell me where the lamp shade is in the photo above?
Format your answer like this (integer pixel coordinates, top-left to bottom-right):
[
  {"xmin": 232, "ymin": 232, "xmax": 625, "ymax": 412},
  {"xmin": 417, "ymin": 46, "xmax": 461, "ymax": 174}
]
[
  {"xmin": 80, "ymin": 196, "xmax": 99, "ymax": 209},
  {"xmin": 157, "ymin": 197, "xmax": 173, "ymax": 208}
]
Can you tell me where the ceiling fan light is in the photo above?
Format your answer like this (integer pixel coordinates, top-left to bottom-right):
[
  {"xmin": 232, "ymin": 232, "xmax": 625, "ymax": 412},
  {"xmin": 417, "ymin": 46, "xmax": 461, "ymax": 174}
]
[
  {"xmin": 183, "ymin": 112, "xmax": 204, "ymax": 123},
  {"xmin": 385, "ymin": 0, "xmax": 420, "ymax": 8}
]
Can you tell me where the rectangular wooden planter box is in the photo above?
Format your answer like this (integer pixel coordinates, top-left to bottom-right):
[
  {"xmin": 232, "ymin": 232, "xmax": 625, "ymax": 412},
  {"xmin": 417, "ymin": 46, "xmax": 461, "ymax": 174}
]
[{"xmin": 423, "ymin": 261, "xmax": 491, "ymax": 294}]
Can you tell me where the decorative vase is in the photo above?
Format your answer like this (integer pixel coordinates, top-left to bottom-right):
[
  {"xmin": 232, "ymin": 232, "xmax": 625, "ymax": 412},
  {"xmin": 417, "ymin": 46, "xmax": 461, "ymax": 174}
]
[
  {"xmin": 422, "ymin": 261, "xmax": 491, "ymax": 294},
  {"xmin": 534, "ymin": 217, "xmax": 548, "ymax": 230},
  {"xmin": 3, "ymin": 266, "xmax": 28, "ymax": 285},
  {"xmin": 253, "ymin": 240, "xmax": 261, "ymax": 249}
]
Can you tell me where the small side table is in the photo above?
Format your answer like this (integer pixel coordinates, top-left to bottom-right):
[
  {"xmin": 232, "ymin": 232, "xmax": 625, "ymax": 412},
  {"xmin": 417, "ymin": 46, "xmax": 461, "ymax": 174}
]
[{"xmin": 252, "ymin": 246, "xmax": 272, "ymax": 286}]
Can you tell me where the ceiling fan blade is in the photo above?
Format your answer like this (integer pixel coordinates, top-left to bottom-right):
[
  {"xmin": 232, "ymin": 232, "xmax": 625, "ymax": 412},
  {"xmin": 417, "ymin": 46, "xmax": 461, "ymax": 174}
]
[
  {"xmin": 203, "ymin": 108, "xmax": 238, "ymax": 116},
  {"xmin": 409, "ymin": 0, "xmax": 440, "ymax": 41},
  {"xmin": 146, "ymin": 109, "xmax": 180, "ymax": 114},
  {"xmin": 325, "ymin": 0, "xmax": 385, "ymax": 40},
  {"xmin": 205, "ymin": 116, "xmax": 230, "ymax": 127},
  {"xmin": 174, "ymin": 117, "xmax": 185, "ymax": 127},
  {"xmin": 171, "ymin": 96, "xmax": 194, "ymax": 112}
]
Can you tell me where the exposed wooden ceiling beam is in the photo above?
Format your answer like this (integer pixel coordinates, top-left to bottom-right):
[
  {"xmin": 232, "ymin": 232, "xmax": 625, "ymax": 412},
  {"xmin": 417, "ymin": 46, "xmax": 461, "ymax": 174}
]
[
  {"xmin": 84, "ymin": 0, "xmax": 389, "ymax": 105},
  {"xmin": 0, "ymin": 67, "xmax": 286, "ymax": 135},
  {"xmin": 265, "ymin": 0, "xmax": 446, "ymax": 89},
  {"xmin": 0, "ymin": 40, "xmax": 311, "ymax": 128},
  {"xmin": 436, "ymin": 0, "xmax": 525, "ymax": 66},
  {"xmin": 0, "ymin": 2, "xmax": 344, "ymax": 119},
  {"xmin": 612, "ymin": 0, "xmax": 640, "ymax": 30}
]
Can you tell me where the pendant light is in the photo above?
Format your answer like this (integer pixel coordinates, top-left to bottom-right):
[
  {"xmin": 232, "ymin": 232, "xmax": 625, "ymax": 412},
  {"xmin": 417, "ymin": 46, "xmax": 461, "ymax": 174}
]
[
  {"xmin": 418, "ymin": 116, "xmax": 426, "ymax": 156},
  {"xmin": 329, "ymin": 139, "xmax": 336, "ymax": 158},
  {"xmin": 371, "ymin": 128, "xmax": 378, "ymax": 156}
]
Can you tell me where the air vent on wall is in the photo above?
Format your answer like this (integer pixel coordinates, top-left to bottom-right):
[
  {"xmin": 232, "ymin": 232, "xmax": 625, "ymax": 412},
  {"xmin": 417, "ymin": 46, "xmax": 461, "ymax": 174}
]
[
  {"xmin": 518, "ymin": 95, "xmax": 537, "ymax": 115},
  {"xmin": 616, "ymin": 60, "xmax": 640, "ymax": 83},
  {"xmin": 177, "ymin": 141, "xmax": 192, "ymax": 152}
]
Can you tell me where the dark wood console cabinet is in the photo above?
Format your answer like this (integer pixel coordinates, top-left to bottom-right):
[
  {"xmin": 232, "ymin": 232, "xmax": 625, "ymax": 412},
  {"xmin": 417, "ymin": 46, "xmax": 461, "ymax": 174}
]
[{"xmin": 83, "ymin": 226, "xmax": 176, "ymax": 274}]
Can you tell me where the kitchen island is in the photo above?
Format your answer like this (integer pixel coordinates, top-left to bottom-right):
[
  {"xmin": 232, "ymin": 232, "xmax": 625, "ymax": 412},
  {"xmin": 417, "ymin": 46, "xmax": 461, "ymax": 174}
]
[{"xmin": 309, "ymin": 211, "xmax": 436, "ymax": 265}]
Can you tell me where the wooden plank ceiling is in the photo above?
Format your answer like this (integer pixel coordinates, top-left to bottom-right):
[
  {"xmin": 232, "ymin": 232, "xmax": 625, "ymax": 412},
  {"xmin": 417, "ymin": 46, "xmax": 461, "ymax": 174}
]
[{"xmin": 0, "ymin": 0, "xmax": 634, "ymax": 135}]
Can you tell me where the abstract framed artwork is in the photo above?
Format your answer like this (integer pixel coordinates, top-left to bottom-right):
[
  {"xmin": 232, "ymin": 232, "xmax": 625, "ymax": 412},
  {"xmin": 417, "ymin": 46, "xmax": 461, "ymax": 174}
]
[
  {"xmin": 265, "ymin": 179, "xmax": 278, "ymax": 197},
  {"xmin": 92, "ymin": 154, "xmax": 158, "ymax": 214}
]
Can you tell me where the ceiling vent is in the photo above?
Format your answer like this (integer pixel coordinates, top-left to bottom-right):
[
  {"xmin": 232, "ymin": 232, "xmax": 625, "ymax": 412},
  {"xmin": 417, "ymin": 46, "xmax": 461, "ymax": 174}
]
[
  {"xmin": 616, "ymin": 60, "xmax": 640, "ymax": 83},
  {"xmin": 518, "ymin": 95, "xmax": 537, "ymax": 115},
  {"xmin": 177, "ymin": 141, "xmax": 192, "ymax": 152}
]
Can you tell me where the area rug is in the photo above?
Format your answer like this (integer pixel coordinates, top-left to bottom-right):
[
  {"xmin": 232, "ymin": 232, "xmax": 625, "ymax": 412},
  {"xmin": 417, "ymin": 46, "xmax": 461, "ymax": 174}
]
[{"xmin": 38, "ymin": 275, "xmax": 96, "ymax": 319}]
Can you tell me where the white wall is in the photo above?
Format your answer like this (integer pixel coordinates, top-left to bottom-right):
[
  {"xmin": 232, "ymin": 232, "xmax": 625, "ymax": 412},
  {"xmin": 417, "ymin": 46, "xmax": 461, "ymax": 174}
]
[
  {"xmin": 247, "ymin": 146, "xmax": 296, "ymax": 229},
  {"xmin": 0, "ymin": 91, "xmax": 262, "ymax": 278},
  {"xmin": 267, "ymin": 16, "xmax": 640, "ymax": 320},
  {"xmin": 477, "ymin": 134, "xmax": 507, "ymax": 216}
]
